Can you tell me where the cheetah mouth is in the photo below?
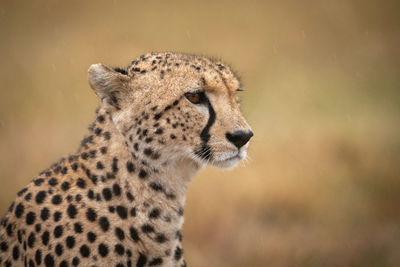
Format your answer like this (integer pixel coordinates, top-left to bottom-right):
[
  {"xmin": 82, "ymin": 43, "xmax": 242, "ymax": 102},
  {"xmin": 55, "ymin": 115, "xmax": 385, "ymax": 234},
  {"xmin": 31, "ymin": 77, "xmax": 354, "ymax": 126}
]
[
  {"xmin": 212, "ymin": 150, "xmax": 246, "ymax": 168},
  {"xmin": 222, "ymin": 154, "xmax": 241, "ymax": 162}
]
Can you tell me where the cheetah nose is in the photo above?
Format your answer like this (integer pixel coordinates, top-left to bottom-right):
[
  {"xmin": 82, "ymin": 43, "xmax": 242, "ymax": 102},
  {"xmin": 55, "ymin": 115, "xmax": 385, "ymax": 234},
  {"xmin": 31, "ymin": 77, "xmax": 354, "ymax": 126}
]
[{"xmin": 225, "ymin": 130, "xmax": 254, "ymax": 149}]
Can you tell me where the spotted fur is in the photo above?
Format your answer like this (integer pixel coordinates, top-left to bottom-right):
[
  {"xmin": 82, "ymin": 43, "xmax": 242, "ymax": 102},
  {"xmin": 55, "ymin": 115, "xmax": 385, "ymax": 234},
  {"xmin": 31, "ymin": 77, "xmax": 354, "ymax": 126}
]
[{"xmin": 0, "ymin": 52, "xmax": 253, "ymax": 267}]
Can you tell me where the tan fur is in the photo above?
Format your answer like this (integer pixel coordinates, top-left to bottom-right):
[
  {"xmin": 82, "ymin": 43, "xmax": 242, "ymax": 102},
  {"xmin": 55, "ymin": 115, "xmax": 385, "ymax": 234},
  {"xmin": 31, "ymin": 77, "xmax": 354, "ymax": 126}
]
[{"xmin": 0, "ymin": 52, "xmax": 252, "ymax": 267}]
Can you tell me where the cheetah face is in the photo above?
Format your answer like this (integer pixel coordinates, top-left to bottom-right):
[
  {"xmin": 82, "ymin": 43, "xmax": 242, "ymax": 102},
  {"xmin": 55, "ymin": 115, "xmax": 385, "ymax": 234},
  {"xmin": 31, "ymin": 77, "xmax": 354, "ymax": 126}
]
[{"xmin": 88, "ymin": 53, "xmax": 253, "ymax": 169}]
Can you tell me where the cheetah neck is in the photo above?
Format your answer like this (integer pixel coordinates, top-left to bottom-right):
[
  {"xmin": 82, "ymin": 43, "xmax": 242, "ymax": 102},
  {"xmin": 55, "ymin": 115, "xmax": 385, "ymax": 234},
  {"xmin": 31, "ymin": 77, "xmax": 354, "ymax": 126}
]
[{"xmin": 76, "ymin": 108, "xmax": 201, "ymax": 210}]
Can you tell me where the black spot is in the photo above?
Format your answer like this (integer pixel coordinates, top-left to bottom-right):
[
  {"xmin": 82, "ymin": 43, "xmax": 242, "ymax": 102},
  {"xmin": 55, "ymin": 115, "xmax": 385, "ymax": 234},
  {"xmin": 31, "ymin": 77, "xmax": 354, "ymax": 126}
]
[
  {"xmin": 129, "ymin": 227, "xmax": 140, "ymax": 242},
  {"xmin": 35, "ymin": 223, "xmax": 41, "ymax": 232},
  {"xmin": 141, "ymin": 224, "xmax": 154, "ymax": 233},
  {"xmin": 149, "ymin": 182, "xmax": 163, "ymax": 192},
  {"xmin": 90, "ymin": 152, "xmax": 99, "ymax": 162},
  {"xmin": 136, "ymin": 253, "xmax": 147, "ymax": 267},
  {"xmin": 178, "ymin": 207, "xmax": 184, "ymax": 216},
  {"xmin": 99, "ymin": 216, "xmax": 110, "ymax": 232},
  {"xmin": 61, "ymin": 182, "xmax": 70, "ymax": 191},
  {"xmin": 88, "ymin": 189, "xmax": 95, "ymax": 199},
  {"xmin": 53, "ymin": 211, "xmax": 62, "ymax": 222},
  {"xmin": 26, "ymin": 212, "xmax": 36, "ymax": 225},
  {"xmin": 130, "ymin": 207, "xmax": 137, "ymax": 217},
  {"xmin": 35, "ymin": 249, "xmax": 42, "ymax": 265},
  {"xmin": 15, "ymin": 203, "xmax": 24, "ymax": 218},
  {"xmin": 112, "ymin": 158, "xmax": 119, "ymax": 173},
  {"xmin": 72, "ymin": 257, "xmax": 80, "ymax": 266},
  {"xmin": 155, "ymin": 234, "xmax": 167, "ymax": 243},
  {"xmin": 75, "ymin": 194, "xmax": 82, "ymax": 202},
  {"xmin": 51, "ymin": 195, "xmax": 62, "ymax": 205},
  {"xmin": 35, "ymin": 191, "xmax": 47, "ymax": 204},
  {"xmin": 96, "ymin": 161, "xmax": 104, "ymax": 170},
  {"xmin": 155, "ymin": 128, "xmax": 163, "ymax": 135},
  {"xmin": 116, "ymin": 206, "xmax": 128, "ymax": 219},
  {"xmin": 106, "ymin": 172, "xmax": 116, "ymax": 179},
  {"xmin": 98, "ymin": 243, "xmax": 109, "ymax": 257},
  {"xmin": 12, "ymin": 245, "xmax": 19, "ymax": 260},
  {"xmin": 145, "ymin": 137, "xmax": 153, "ymax": 143},
  {"xmin": 6, "ymin": 223, "xmax": 13, "ymax": 237},
  {"xmin": 54, "ymin": 225, "xmax": 63, "ymax": 238},
  {"xmin": 40, "ymin": 208, "xmax": 50, "ymax": 221},
  {"xmin": 100, "ymin": 146, "xmax": 107, "ymax": 154},
  {"xmin": 176, "ymin": 231, "xmax": 183, "ymax": 241},
  {"xmin": 102, "ymin": 188, "xmax": 112, "ymax": 201},
  {"xmin": 148, "ymin": 257, "xmax": 163, "ymax": 266},
  {"xmin": 97, "ymin": 115, "xmax": 105, "ymax": 123},
  {"xmin": 126, "ymin": 192, "xmax": 135, "ymax": 202},
  {"xmin": 94, "ymin": 127, "xmax": 102, "ymax": 136},
  {"xmin": 60, "ymin": 260, "xmax": 68, "ymax": 267},
  {"xmin": 138, "ymin": 169, "xmax": 148, "ymax": 179},
  {"xmin": 75, "ymin": 178, "xmax": 86, "ymax": 189},
  {"xmin": 109, "ymin": 206, "xmax": 115, "ymax": 213},
  {"xmin": 144, "ymin": 148, "xmax": 153, "ymax": 156},
  {"xmin": 1, "ymin": 241, "xmax": 8, "ymax": 251},
  {"xmin": 115, "ymin": 227, "xmax": 125, "ymax": 241},
  {"xmin": 34, "ymin": 178, "xmax": 44, "ymax": 186},
  {"xmin": 113, "ymin": 183, "xmax": 121, "ymax": 196},
  {"xmin": 87, "ymin": 232, "xmax": 96, "ymax": 243},
  {"xmin": 164, "ymin": 105, "xmax": 172, "ymax": 111},
  {"xmin": 166, "ymin": 192, "xmax": 176, "ymax": 200},
  {"xmin": 74, "ymin": 222, "xmax": 83, "ymax": 233},
  {"xmin": 27, "ymin": 232, "xmax": 36, "ymax": 248},
  {"xmin": 126, "ymin": 161, "xmax": 135, "ymax": 173},
  {"xmin": 48, "ymin": 178, "xmax": 58, "ymax": 186},
  {"xmin": 149, "ymin": 208, "xmax": 160, "ymax": 219},
  {"xmin": 66, "ymin": 236, "xmax": 75, "ymax": 249},
  {"xmin": 24, "ymin": 193, "xmax": 32, "ymax": 201},
  {"xmin": 41, "ymin": 231, "xmax": 50, "ymax": 246},
  {"xmin": 61, "ymin": 166, "xmax": 68, "ymax": 175},
  {"xmin": 86, "ymin": 208, "xmax": 97, "ymax": 221},
  {"xmin": 44, "ymin": 253, "xmax": 54, "ymax": 267},
  {"xmin": 17, "ymin": 187, "xmax": 27, "ymax": 196},
  {"xmin": 114, "ymin": 244, "xmax": 125, "ymax": 255},
  {"xmin": 104, "ymin": 131, "xmax": 111, "ymax": 140},
  {"xmin": 67, "ymin": 204, "xmax": 78, "ymax": 219},
  {"xmin": 81, "ymin": 152, "xmax": 88, "ymax": 160},
  {"xmin": 80, "ymin": 245, "xmax": 90, "ymax": 257},
  {"xmin": 51, "ymin": 167, "xmax": 61, "ymax": 176},
  {"xmin": 174, "ymin": 246, "xmax": 183, "ymax": 261},
  {"xmin": 55, "ymin": 243, "xmax": 63, "ymax": 256},
  {"xmin": 1, "ymin": 216, "xmax": 8, "ymax": 227},
  {"xmin": 71, "ymin": 163, "xmax": 78, "ymax": 171}
]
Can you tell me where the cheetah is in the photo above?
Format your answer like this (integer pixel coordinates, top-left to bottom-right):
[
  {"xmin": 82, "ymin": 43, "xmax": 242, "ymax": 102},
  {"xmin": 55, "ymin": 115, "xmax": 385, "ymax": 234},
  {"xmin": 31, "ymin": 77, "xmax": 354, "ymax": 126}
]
[{"xmin": 0, "ymin": 52, "xmax": 253, "ymax": 267}]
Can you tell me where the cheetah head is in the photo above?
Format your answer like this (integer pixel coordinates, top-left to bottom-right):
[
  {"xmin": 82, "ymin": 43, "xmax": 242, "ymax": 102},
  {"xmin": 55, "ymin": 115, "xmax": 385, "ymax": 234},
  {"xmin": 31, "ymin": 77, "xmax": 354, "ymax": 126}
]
[{"xmin": 88, "ymin": 52, "xmax": 253, "ymax": 170}]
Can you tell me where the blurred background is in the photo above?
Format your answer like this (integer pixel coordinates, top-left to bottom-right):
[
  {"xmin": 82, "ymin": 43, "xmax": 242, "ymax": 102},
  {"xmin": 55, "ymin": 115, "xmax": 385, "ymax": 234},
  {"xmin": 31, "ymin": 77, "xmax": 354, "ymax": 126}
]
[{"xmin": 1, "ymin": 1, "xmax": 399, "ymax": 266}]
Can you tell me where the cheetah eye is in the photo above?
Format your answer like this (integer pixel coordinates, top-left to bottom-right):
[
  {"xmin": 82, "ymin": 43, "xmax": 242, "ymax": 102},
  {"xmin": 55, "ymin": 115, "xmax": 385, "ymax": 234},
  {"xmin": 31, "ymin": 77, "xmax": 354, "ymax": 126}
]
[{"xmin": 184, "ymin": 91, "xmax": 207, "ymax": 105}]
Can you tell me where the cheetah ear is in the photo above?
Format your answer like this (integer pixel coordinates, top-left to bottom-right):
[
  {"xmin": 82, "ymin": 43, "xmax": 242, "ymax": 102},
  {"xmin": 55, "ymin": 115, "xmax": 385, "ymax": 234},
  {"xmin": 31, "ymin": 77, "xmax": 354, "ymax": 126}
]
[{"xmin": 88, "ymin": 63, "xmax": 131, "ymax": 110}]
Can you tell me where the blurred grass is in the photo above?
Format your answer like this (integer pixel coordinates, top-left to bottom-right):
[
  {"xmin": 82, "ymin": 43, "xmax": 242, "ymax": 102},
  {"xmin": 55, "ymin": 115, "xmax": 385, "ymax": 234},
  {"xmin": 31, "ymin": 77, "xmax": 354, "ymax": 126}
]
[{"xmin": 1, "ymin": 0, "xmax": 400, "ymax": 266}]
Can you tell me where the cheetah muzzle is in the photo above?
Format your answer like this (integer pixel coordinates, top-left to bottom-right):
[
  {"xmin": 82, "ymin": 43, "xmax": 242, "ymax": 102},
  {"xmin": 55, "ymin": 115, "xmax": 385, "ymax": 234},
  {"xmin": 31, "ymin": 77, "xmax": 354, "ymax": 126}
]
[{"xmin": 0, "ymin": 52, "xmax": 253, "ymax": 267}]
